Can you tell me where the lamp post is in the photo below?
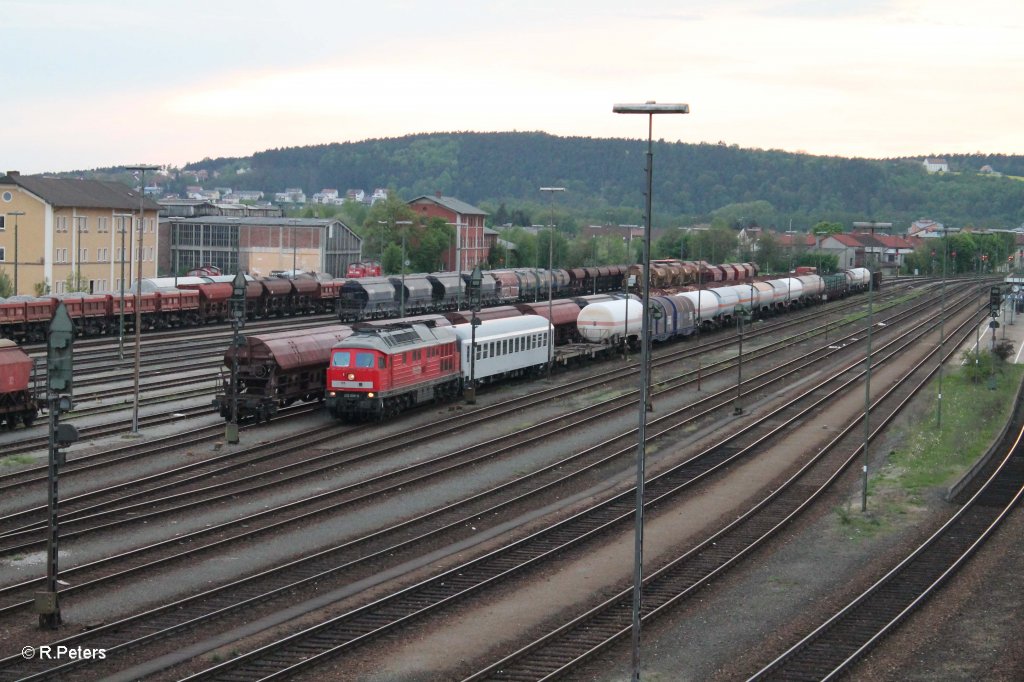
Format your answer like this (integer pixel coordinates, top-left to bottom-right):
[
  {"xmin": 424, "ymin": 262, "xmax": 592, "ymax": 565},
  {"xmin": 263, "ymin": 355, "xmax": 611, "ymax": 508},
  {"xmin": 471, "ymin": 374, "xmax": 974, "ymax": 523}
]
[
  {"xmin": 395, "ymin": 220, "xmax": 412, "ymax": 317},
  {"xmin": 6, "ymin": 211, "xmax": 23, "ymax": 295},
  {"xmin": 226, "ymin": 269, "xmax": 247, "ymax": 444},
  {"xmin": 289, "ymin": 218, "xmax": 298, "ymax": 275},
  {"xmin": 466, "ymin": 265, "xmax": 483, "ymax": 404},
  {"xmin": 445, "ymin": 221, "xmax": 464, "ymax": 308},
  {"xmin": 733, "ymin": 305, "xmax": 750, "ymax": 415},
  {"xmin": 621, "ymin": 224, "xmax": 639, "ymax": 360},
  {"xmin": 376, "ymin": 219, "xmax": 388, "ymax": 269},
  {"xmin": 540, "ymin": 187, "xmax": 565, "ymax": 378},
  {"xmin": 125, "ymin": 164, "xmax": 158, "ymax": 435},
  {"xmin": 613, "ymin": 100, "xmax": 689, "ymax": 682},
  {"xmin": 113, "ymin": 212, "xmax": 132, "ymax": 360}
]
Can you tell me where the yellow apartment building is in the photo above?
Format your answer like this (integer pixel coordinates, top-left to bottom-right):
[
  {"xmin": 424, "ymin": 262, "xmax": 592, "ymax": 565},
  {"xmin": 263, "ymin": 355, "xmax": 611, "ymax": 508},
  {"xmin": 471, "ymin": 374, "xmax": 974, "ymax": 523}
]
[{"xmin": 0, "ymin": 171, "xmax": 160, "ymax": 297}]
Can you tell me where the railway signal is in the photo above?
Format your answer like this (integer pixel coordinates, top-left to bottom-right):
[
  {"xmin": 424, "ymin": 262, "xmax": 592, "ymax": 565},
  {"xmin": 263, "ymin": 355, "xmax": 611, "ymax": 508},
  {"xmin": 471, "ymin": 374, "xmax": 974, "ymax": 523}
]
[
  {"xmin": 990, "ymin": 286, "xmax": 1003, "ymax": 316},
  {"xmin": 39, "ymin": 302, "xmax": 78, "ymax": 630}
]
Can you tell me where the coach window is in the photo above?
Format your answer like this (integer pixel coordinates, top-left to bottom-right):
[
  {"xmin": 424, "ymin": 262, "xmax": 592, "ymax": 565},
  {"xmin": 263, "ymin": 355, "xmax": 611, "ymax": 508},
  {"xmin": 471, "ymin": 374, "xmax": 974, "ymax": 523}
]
[
  {"xmin": 332, "ymin": 351, "xmax": 351, "ymax": 367},
  {"xmin": 356, "ymin": 352, "xmax": 375, "ymax": 368}
]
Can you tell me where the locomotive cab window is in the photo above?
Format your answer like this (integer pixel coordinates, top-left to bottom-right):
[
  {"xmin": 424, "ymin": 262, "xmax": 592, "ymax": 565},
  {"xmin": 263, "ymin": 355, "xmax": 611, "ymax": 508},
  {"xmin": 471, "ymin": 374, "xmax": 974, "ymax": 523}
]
[
  {"xmin": 332, "ymin": 351, "xmax": 351, "ymax": 367},
  {"xmin": 356, "ymin": 352, "xmax": 375, "ymax": 368}
]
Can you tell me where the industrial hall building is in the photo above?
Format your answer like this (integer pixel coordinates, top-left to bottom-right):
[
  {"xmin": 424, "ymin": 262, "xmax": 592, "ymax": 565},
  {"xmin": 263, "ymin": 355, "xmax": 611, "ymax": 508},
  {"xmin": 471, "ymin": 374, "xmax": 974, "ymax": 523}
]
[
  {"xmin": 0, "ymin": 171, "xmax": 160, "ymax": 297},
  {"xmin": 159, "ymin": 216, "xmax": 362, "ymax": 279}
]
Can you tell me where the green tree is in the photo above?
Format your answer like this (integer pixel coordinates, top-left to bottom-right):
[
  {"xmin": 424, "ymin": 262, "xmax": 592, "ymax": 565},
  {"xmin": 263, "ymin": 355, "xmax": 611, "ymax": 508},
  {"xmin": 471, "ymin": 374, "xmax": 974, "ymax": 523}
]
[
  {"xmin": 811, "ymin": 221, "xmax": 843, "ymax": 236},
  {"xmin": 756, "ymin": 231, "xmax": 781, "ymax": 273},
  {"xmin": 0, "ymin": 269, "xmax": 12, "ymax": 297},
  {"xmin": 65, "ymin": 270, "xmax": 89, "ymax": 293},
  {"xmin": 362, "ymin": 192, "xmax": 417, "ymax": 265}
]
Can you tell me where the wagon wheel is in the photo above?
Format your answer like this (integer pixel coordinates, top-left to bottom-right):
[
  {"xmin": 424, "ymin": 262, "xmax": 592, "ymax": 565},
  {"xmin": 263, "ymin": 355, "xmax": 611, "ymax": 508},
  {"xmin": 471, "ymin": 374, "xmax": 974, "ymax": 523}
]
[{"xmin": 5, "ymin": 414, "xmax": 19, "ymax": 430}]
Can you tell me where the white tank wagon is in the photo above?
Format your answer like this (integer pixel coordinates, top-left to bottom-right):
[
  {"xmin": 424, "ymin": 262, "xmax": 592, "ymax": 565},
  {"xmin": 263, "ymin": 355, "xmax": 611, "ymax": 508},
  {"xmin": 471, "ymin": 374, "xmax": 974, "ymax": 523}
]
[
  {"xmin": 707, "ymin": 286, "xmax": 739, "ymax": 318},
  {"xmin": 675, "ymin": 290, "xmax": 720, "ymax": 326},
  {"xmin": 797, "ymin": 274, "xmax": 825, "ymax": 298},
  {"xmin": 771, "ymin": 278, "xmax": 805, "ymax": 305},
  {"xmin": 750, "ymin": 281, "xmax": 776, "ymax": 312},
  {"xmin": 845, "ymin": 267, "xmax": 872, "ymax": 290},
  {"xmin": 576, "ymin": 299, "xmax": 644, "ymax": 345}
]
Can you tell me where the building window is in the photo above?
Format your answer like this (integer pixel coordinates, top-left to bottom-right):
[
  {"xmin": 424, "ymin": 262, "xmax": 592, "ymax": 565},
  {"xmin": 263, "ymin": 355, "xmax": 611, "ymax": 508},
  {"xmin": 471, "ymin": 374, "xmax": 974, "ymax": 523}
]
[
  {"xmin": 98, "ymin": 217, "xmax": 109, "ymax": 233},
  {"xmin": 2, "ymin": 191, "xmax": 12, "ymax": 202},
  {"xmin": 0, "ymin": 246, "xmax": 5, "ymax": 261},
  {"xmin": 79, "ymin": 248, "xmax": 88, "ymax": 262},
  {"xmin": 75, "ymin": 216, "xmax": 87, "ymax": 233},
  {"xmin": 0, "ymin": 216, "xmax": 4, "ymax": 231}
]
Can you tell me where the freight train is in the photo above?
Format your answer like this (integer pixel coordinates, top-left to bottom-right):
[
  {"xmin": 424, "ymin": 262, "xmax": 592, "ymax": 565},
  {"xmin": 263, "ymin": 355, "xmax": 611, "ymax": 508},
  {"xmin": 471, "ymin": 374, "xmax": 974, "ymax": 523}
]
[
  {"xmin": 0, "ymin": 261, "xmax": 758, "ymax": 344},
  {"xmin": 214, "ymin": 268, "xmax": 873, "ymax": 422}
]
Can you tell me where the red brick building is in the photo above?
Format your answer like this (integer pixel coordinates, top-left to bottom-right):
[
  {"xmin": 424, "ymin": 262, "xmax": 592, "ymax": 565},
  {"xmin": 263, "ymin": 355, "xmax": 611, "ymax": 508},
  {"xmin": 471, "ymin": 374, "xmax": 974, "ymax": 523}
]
[{"xmin": 408, "ymin": 193, "xmax": 488, "ymax": 271}]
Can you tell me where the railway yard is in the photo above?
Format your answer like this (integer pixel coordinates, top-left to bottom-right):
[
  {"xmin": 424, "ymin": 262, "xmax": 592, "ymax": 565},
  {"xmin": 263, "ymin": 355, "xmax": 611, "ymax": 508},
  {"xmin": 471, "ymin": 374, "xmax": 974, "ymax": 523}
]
[{"xmin": 1, "ymin": 277, "xmax": 1023, "ymax": 681}]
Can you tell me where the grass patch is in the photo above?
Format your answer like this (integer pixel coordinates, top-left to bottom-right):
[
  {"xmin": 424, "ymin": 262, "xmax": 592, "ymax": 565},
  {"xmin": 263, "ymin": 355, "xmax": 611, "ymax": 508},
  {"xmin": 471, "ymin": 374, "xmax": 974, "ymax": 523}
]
[
  {"xmin": 835, "ymin": 358, "xmax": 1023, "ymax": 535},
  {"xmin": 883, "ymin": 364, "xmax": 1023, "ymax": 492},
  {"xmin": 0, "ymin": 455, "xmax": 34, "ymax": 467}
]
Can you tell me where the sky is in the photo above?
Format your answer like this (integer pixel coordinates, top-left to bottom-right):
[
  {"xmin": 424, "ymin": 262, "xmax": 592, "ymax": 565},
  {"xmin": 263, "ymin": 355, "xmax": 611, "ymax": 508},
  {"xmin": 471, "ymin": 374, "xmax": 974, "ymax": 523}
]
[{"xmin": 4, "ymin": 0, "xmax": 1024, "ymax": 174}]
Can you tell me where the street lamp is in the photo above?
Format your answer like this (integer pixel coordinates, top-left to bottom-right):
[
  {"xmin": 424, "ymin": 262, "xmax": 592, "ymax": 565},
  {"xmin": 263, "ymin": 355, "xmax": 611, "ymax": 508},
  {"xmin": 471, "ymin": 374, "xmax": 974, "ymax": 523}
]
[
  {"xmin": 6, "ymin": 211, "xmax": 24, "ymax": 295},
  {"xmin": 466, "ymin": 265, "xmax": 483, "ymax": 404},
  {"xmin": 621, "ymin": 225, "xmax": 639, "ymax": 360},
  {"xmin": 376, "ymin": 219, "xmax": 388, "ymax": 268},
  {"xmin": 445, "ymin": 221, "xmax": 464, "ymax": 307},
  {"xmin": 395, "ymin": 220, "xmax": 412, "ymax": 317},
  {"xmin": 226, "ymin": 269, "xmax": 247, "ymax": 444},
  {"xmin": 613, "ymin": 99, "xmax": 689, "ymax": 682},
  {"xmin": 113, "ymin": 212, "xmax": 132, "ymax": 360},
  {"xmin": 540, "ymin": 187, "xmax": 565, "ymax": 378},
  {"xmin": 289, "ymin": 218, "xmax": 298, "ymax": 275},
  {"xmin": 125, "ymin": 164, "xmax": 158, "ymax": 436}
]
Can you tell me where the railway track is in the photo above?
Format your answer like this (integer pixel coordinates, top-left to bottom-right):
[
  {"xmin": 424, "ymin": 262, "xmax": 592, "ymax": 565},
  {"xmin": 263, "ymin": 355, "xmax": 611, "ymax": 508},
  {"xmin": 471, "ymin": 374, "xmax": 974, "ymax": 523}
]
[
  {"xmin": 748, "ymin": 409, "xmax": 1024, "ymax": 680},
  {"xmin": 0, "ymin": 284, "xmax": 934, "ymax": 556},
  {"xmin": 168, "ymin": 283, "xmax": 980, "ymax": 681},
  {"xmin": 0, "ymin": 280, "xmax": 958, "ymax": 679},
  {"xmin": 0, "ymin": 282, "xmax": 954, "ymax": 679}
]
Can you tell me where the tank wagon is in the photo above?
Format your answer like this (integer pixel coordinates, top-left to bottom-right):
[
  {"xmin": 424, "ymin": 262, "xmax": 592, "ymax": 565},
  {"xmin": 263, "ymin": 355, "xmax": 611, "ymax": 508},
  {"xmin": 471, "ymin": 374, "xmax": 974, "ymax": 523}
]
[{"xmin": 0, "ymin": 339, "xmax": 39, "ymax": 429}]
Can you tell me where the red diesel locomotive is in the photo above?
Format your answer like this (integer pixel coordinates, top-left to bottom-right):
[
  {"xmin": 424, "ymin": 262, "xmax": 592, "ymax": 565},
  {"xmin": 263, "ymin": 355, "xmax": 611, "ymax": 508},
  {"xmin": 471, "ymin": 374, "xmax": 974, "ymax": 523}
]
[{"xmin": 325, "ymin": 323, "xmax": 461, "ymax": 419}]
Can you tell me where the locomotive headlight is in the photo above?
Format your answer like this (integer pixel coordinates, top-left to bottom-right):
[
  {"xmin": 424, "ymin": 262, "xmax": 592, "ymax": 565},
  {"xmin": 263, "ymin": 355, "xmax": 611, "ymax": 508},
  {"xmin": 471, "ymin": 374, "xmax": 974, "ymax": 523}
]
[
  {"xmin": 347, "ymin": 373, "xmax": 355, "ymax": 380},
  {"xmin": 367, "ymin": 392, "xmax": 375, "ymax": 398},
  {"xmin": 328, "ymin": 391, "xmax": 336, "ymax": 397}
]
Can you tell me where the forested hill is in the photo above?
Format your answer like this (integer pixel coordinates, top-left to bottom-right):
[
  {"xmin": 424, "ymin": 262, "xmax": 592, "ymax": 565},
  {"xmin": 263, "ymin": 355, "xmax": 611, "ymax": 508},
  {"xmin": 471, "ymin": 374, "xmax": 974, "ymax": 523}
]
[{"xmin": 184, "ymin": 132, "xmax": 1024, "ymax": 230}]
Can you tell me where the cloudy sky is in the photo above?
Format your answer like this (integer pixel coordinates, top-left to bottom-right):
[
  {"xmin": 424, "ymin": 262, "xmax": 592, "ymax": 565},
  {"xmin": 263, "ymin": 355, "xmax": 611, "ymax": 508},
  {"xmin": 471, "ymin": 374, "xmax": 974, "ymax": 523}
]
[{"xmin": 4, "ymin": 0, "xmax": 1023, "ymax": 174}]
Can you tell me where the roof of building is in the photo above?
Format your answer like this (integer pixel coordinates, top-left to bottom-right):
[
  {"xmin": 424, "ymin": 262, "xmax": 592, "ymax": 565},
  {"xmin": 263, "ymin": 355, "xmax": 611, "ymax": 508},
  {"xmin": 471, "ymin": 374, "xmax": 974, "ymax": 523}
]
[
  {"xmin": 775, "ymin": 232, "xmax": 817, "ymax": 247},
  {"xmin": 828, "ymin": 233, "xmax": 864, "ymax": 248},
  {"xmin": 167, "ymin": 216, "xmax": 345, "ymax": 227},
  {"xmin": 408, "ymin": 194, "xmax": 488, "ymax": 216},
  {"xmin": 0, "ymin": 172, "xmax": 161, "ymax": 211}
]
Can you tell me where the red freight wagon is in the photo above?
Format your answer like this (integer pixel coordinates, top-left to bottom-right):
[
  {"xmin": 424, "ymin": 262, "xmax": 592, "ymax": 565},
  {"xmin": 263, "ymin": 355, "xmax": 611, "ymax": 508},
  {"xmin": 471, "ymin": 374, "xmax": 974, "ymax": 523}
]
[
  {"xmin": 0, "ymin": 338, "xmax": 39, "ymax": 428},
  {"xmin": 0, "ymin": 300, "xmax": 27, "ymax": 341}
]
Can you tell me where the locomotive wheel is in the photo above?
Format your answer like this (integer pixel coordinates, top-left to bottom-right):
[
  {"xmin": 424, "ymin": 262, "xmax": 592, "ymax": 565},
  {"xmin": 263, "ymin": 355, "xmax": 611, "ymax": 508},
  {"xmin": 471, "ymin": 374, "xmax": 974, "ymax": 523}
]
[
  {"xmin": 22, "ymin": 412, "xmax": 36, "ymax": 427},
  {"xmin": 5, "ymin": 414, "xmax": 19, "ymax": 430}
]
